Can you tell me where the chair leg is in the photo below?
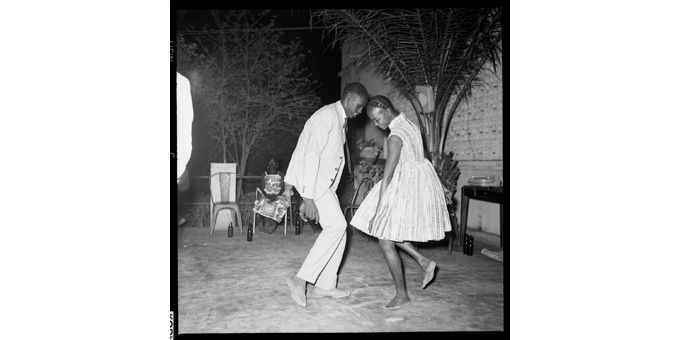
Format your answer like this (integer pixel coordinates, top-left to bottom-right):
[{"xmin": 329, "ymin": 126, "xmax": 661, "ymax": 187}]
[
  {"xmin": 210, "ymin": 205, "xmax": 214, "ymax": 237},
  {"xmin": 284, "ymin": 211, "xmax": 287, "ymax": 236},
  {"xmin": 212, "ymin": 207, "xmax": 240, "ymax": 235},
  {"xmin": 236, "ymin": 208, "xmax": 243, "ymax": 234},
  {"xmin": 253, "ymin": 210, "xmax": 257, "ymax": 233},
  {"xmin": 211, "ymin": 209, "xmax": 221, "ymax": 237}
]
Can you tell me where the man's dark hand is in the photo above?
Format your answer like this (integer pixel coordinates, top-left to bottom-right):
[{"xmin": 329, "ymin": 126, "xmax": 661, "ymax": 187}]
[{"xmin": 302, "ymin": 198, "xmax": 319, "ymax": 223}]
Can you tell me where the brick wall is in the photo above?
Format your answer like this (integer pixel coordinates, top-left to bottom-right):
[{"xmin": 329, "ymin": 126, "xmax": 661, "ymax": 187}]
[{"xmin": 445, "ymin": 65, "xmax": 503, "ymax": 161}]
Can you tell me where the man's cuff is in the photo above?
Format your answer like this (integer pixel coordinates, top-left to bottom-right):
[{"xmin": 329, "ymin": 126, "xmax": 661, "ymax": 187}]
[{"xmin": 296, "ymin": 187, "xmax": 315, "ymax": 201}]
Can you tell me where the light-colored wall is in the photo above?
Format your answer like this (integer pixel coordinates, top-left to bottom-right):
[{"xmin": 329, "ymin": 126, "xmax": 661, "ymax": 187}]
[{"xmin": 340, "ymin": 42, "xmax": 503, "ymax": 236}]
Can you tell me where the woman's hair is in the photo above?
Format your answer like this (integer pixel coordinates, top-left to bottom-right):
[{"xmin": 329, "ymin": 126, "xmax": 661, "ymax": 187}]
[{"xmin": 366, "ymin": 95, "xmax": 396, "ymax": 114}]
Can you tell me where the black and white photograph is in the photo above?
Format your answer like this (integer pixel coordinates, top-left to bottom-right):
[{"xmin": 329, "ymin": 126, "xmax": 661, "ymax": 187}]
[
  {"xmin": 173, "ymin": 7, "xmax": 507, "ymax": 335},
  {"xmin": 6, "ymin": 1, "xmax": 680, "ymax": 339}
]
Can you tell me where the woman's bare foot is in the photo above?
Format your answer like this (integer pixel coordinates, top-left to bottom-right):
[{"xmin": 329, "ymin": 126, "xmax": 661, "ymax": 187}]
[
  {"xmin": 421, "ymin": 260, "xmax": 436, "ymax": 289},
  {"xmin": 383, "ymin": 295, "xmax": 411, "ymax": 309}
]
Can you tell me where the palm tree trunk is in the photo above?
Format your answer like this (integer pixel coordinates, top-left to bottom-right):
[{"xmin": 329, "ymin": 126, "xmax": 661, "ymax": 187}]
[
  {"xmin": 221, "ymin": 137, "xmax": 227, "ymax": 163},
  {"xmin": 407, "ymin": 95, "xmax": 433, "ymax": 162},
  {"xmin": 221, "ymin": 140, "xmax": 227, "ymax": 163}
]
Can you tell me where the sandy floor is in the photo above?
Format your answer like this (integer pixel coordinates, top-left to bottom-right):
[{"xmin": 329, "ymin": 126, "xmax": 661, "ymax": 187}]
[{"xmin": 177, "ymin": 225, "xmax": 504, "ymax": 333}]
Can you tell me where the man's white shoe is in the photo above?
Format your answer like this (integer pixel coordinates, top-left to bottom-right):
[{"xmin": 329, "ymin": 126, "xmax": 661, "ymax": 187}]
[{"xmin": 286, "ymin": 278, "xmax": 307, "ymax": 307}]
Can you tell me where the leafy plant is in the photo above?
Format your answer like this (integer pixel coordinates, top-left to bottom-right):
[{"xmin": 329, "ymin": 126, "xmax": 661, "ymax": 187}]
[
  {"xmin": 178, "ymin": 10, "xmax": 321, "ymax": 195},
  {"xmin": 312, "ymin": 8, "xmax": 502, "ymax": 164}
]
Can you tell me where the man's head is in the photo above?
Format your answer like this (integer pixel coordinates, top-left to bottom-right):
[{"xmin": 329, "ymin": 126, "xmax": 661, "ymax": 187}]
[{"xmin": 340, "ymin": 82, "xmax": 369, "ymax": 119}]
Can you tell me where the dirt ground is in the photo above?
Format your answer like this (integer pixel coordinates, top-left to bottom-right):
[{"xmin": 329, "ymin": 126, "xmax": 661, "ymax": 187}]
[{"xmin": 176, "ymin": 224, "xmax": 504, "ymax": 333}]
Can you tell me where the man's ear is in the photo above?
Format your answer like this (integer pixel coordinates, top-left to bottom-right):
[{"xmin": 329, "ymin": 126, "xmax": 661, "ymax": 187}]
[{"xmin": 340, "ymin": 93, "xmax": 348, "ymax": 104}]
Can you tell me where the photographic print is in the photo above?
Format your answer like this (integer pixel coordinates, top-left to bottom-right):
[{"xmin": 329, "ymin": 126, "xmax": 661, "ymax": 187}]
[{"xmin": 172, "ymin": 5, "xmax": 507, "ymax": 336}]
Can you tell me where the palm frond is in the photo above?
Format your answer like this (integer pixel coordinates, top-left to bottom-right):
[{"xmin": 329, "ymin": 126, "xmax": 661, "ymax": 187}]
[{"xmin": 312, "ymin": 8, "xmax": 502, "ymax": 158}]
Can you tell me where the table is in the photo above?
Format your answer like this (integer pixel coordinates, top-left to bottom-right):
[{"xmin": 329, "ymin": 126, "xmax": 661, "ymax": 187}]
[{"xmin": 452, "ymin": 185, "xmax": 504, "ymax": 253}]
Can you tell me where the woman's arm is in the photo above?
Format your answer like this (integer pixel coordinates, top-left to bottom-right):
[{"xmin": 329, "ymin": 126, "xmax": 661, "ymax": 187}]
[{"xmin": 375, "ymin": 135, "xmax": 402, "ymax": 215}]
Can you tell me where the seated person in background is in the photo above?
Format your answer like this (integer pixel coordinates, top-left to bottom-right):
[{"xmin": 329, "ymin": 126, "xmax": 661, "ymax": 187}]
[{"xmin": 253, "ymin": 158, "xmax": 290, "ymax": 233}]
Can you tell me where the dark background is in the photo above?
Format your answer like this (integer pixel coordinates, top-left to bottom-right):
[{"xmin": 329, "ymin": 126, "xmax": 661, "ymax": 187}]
[{"xmin": 176, "ymin": 9, "xmax": 342, "ymax": 198}]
